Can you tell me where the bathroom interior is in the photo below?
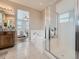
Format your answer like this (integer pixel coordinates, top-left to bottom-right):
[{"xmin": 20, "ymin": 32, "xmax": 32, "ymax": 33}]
[{"xmin": 0, "ymin": 0, "xmax": 78, "ymax": 59}]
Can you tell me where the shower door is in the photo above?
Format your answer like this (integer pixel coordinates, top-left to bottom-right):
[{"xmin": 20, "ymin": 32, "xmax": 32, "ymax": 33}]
[{"xmin": 45, "ymin": 7, "xmax": 58, "ymax": 54}]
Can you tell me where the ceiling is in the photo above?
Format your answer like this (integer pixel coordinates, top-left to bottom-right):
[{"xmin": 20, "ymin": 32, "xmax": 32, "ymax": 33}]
[{"xmin": 8, "ymin": 0, "xmax": 57, "ymax": 11}]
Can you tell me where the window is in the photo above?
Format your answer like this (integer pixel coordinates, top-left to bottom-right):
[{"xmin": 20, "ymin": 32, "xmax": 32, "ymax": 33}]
[
  {"xmin": 17, "ymin": 20, "xmax": 22, "ymax": 26},
  {"xmin": 17, "ymin": 10, "xmax": 29, "ymax": 20},
  {"xmin": 17, "ymin": 9, "xmax": 29, "ymax": 36},
  {"xmin": 59, "ymin": 12, "xmax": 70, "ymax": 23}
]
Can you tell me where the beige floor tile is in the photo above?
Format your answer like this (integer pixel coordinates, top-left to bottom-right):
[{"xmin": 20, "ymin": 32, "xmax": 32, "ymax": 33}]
[{"xmin": 0, "ymin": 39, "xmax": 50, "ymax": 59}]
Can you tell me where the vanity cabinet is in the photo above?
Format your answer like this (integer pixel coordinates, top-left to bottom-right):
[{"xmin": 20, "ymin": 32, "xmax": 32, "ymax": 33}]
[{"xmin": 0, "ymin": 31, "xmax": 15, "ymax": 49}]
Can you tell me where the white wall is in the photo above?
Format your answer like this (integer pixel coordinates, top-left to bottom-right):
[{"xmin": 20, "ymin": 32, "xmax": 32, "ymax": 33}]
[
  {"xmin": 30, "ymin": 10, "xmax": 43, "ymax": 30},
  {"xmin": 56, "ymin": 0, "xmax": 74, "ymax": 13}
]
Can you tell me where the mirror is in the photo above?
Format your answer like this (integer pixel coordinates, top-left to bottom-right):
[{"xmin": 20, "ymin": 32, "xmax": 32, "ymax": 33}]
[
  {"xmin": 0, "ymin": 12, "xmax": 3, "ymax": 31},
  {"xmin": 0, "ymin": 6, "xmax": 15, "ymax": 31}
]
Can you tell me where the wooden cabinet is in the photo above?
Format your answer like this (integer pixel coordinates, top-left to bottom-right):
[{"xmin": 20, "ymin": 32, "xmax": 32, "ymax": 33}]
[{"xmin": 0, "ymin": 31, "xmax": 15, "ymax": 49}]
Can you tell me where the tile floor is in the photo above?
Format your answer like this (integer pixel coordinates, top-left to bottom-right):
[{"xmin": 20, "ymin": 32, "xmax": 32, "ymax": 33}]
[{"xmin": 0, "ymin": 38, "xmax": 50, "ymax": 59}]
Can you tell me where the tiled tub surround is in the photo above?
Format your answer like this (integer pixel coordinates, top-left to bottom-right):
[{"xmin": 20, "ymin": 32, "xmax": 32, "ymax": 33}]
[{"xmin": 31, "ymin": 30, "xmax": 45, "ymax": 53}]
